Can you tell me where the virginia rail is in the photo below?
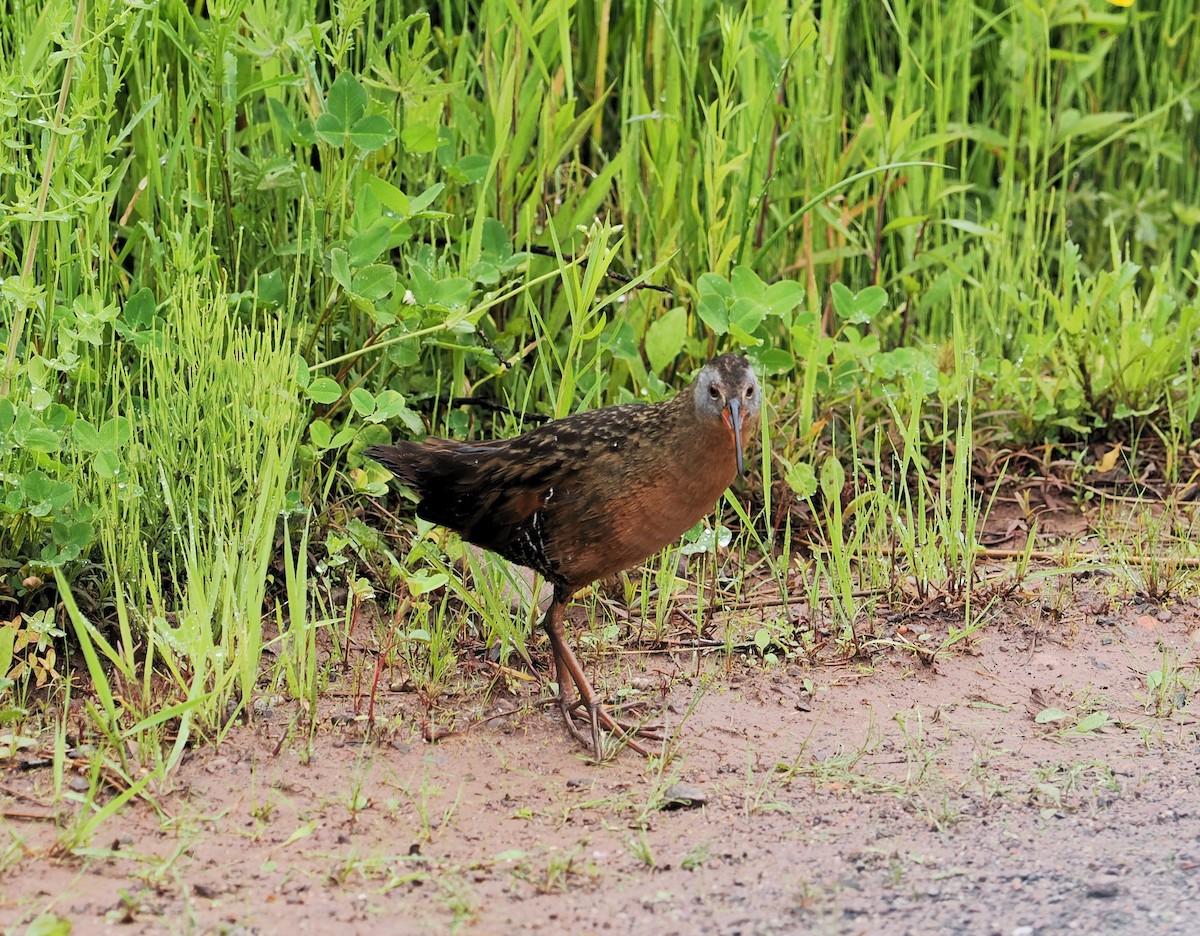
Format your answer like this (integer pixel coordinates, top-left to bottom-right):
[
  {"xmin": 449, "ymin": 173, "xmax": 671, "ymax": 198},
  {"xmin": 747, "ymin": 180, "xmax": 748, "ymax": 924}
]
[{"xmin": 367, "ymin": 353, "xmax": 762, "ymax": 759}]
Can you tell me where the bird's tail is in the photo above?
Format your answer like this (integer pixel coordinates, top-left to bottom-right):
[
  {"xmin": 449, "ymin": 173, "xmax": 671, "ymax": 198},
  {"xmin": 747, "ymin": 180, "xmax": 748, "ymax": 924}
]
[{"xmin": 364, "ymin": 442, "xmax": 435, "ymax": 492}]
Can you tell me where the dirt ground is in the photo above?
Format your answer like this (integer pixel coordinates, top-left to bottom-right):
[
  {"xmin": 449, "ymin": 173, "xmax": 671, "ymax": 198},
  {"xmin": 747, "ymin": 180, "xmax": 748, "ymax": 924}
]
[{"xmin": 4, "ymin": 569, "xmax": 1200, "ymax": 935}]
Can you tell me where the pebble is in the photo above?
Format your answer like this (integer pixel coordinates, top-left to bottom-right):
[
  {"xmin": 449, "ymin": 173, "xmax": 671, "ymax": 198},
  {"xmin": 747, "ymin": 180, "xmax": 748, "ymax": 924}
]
[
  {"xmin": 660, "ymin": 783, "xmax": 707, "ymax": 810},
  {"xmin": 1087, "ymin": 878, "xmax": 1121, "ymax": 898}
]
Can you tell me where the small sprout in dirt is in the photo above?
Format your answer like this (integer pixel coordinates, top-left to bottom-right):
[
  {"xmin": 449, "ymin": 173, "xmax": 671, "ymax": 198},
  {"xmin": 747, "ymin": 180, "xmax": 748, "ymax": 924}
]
[
  {"xmin": 345, "ymin": 788, "xmax": 372, "ymax": 820},
  {"xmin": 6, "ymin": 608, "xmax": 65, "ymax": 689},
  {"xmin": 1136, "ymin": 644, "xmax": 1195, "ymax": 718},
  {"xmin": 627, "ymin": 831, "xmax": 657, "ymax": 868},
  {"xmin": 742, "ymin": 754, "xmax": 796, "ymax": 817},
  {"xmin": 437, "ymin": 874, "xmax": 478, "ymax": 928},
  {"xmin": 680, "ymin": 842, "xmax": 710, "ymax": 870},
  {"xmin": 105, "ymin": 888, "xmax": 144, "ymax": 925},
  {"xmin": 533, "ymin": 846, "xmax": 584, "ymax": 894},
  {"xmin": 1030, "ymin": 760, "xmax": 1120, "ymax": 814},
  {"xmin": 249, "ymin": 796, "xmax": 276, "ymax": 824}
]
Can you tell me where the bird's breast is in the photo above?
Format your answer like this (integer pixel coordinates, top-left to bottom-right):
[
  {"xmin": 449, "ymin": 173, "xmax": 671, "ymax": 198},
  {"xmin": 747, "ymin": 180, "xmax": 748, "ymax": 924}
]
[{"xmin": 543, "ymin": 417, "xmax": 739, "ymax": 586}]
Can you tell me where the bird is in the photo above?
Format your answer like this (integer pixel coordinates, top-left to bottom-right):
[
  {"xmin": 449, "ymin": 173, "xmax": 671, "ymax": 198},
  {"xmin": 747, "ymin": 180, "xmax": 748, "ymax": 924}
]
[{"xmin": 367, "ymin": 353, "xmax": 762, "ymax": 760}]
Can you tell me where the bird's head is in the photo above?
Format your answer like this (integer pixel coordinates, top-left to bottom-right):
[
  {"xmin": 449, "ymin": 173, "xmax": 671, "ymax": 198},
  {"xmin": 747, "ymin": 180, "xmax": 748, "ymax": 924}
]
[{"xmin": 692, "ymin": 354, "xmax": 762, "ymax": 476}]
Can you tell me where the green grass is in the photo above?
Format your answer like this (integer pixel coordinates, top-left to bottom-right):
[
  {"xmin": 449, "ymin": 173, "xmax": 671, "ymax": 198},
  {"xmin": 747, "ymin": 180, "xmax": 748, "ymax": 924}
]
[{"xmin": 1, "ymin": 0, "xmax": 1199, "ymax": 827}]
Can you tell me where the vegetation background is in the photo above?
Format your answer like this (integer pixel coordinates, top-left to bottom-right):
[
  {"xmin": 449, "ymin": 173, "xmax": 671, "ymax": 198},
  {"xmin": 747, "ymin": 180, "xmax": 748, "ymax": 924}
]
[{"xmin": 1, "ymin": 0, "xmax": 1198, "ymax": 804}]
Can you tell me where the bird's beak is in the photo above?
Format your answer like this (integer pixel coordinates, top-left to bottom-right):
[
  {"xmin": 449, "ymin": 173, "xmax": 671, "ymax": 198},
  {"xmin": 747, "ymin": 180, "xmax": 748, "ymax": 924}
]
[{"xmin": 723, "ymin": 397, "xmax": 745, "ymax": 476}]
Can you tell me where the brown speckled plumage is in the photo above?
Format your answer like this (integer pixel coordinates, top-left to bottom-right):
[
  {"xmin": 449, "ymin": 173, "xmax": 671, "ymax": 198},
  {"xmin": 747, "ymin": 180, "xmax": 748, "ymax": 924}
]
[{"xmin": 368, "ymin": 353, "xmax": 762, "ymax": 759}]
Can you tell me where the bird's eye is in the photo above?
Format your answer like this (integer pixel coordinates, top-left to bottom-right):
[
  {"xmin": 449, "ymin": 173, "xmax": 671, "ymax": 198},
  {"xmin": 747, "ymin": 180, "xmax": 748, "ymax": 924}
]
[
  {"xmin": 708, "ymin": 384, "xmax": 721, "ymax": 400},
  {"xmin": 745, "ymin": 384, "xmax": 755, "ymax": 398}
]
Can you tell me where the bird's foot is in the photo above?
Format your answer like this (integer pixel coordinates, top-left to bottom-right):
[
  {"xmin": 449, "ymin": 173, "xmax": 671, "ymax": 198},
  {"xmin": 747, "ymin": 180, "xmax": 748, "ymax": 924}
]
[
  {"xmin": 557, "ymin": 695, "xmax": 664, "ymax": 761},
  {"xmin": 541, "ymin": 599, "xmax": 663, "ymax": 761}
]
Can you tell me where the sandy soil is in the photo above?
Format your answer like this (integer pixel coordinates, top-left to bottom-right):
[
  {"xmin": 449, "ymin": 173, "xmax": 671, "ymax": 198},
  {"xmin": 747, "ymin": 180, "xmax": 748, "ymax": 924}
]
[{"xmin": 4, "ymin": 577, "xmax": 1200, "ymax": 935}]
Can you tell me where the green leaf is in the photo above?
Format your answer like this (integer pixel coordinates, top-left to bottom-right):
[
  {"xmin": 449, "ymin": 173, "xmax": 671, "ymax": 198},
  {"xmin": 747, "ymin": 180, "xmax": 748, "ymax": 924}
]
[
  {"xmin": 325, "ymin": 73, "xmax": 367, "ymax": 129},
  {"xmin": 72, "ymin": 419, "xmax": 101, "ymax": 453},
  {"xmin": 369, "ymin": 390, "xmax": 424, "ymax": 433},
  {"xmin": 329, "ymin": 248, "xmax": 352, "ymax": 291},
  {"xmin": 293, "ymin": 356, "xmax": 311, "ymax": 389},
  {"xmin": 256, "ymin": 268, "xmax": 286, "ymax": 307},
  {"xmin": 314, "ymin": 112, "xmax": 346, "ymax": 146},
  {"xmin": 348, "ymin": 114, "xmax": 397, "ymax": 151},
  {"xmin": 98, "ymin": 417, "xmax": 132, "ymax": 450},
  {"xmin": 456, "ymin": 154, "xmax": 490, "ymax": 183},
  {"xmin": 479, "ymin": 218, "xmax": 513, "ymax": 262},
  {"xmin": 406, "ymin": 571, "xmax": 448, "ymax": 596},
  {"xmin": 409, "ymin": 183, "xmax": 445, "ymax": 215},
  {"xmin": 1071, "ymin": 711, "xmax": 1109, "ymax": 734},
  {"xmin": 352, "ymin": 264, "xmax": 397, "ymax": 302},
  {"xmin": 730, "ymin": 266, "xmax": 765, "ymax": 301},
  {"xmin": 470, "ymin": 260, "xmax": 500, "ymax": 286},
  {"xmin": 21, "ymin": 471, "xmax": 74, "ymax": 514},
  {"xmin": 751, "ymin": 348, "xmax": 797, "ymax": 375},
  {"xmin": 761, "ymin": 280, "xmax": 804, "ymax": 318},
  {"xmin": 1035, "ymin": 707, "xmax": 1069, "ymax": 724},
  {"xmin": 309, "ymin": 419, "xmax": 333, "ymax": 450},
  {"xmin": 729, "ymin": 297, "xmax": 768, "ymax": 336},
  {"xmin": 93, "ymin": 450, "xmax": 121, "ymax": 479},
  {"xmin": 696, "ymin": 273, "xmax": 732, "ymax": 335},
  {"xmin": 434, "ymin": 277, "xmax": 474, "ymax": 310},
  {"xmin": 364, "ymin": 177, "xmax": 412, "ymax": 218},
  {"xmin": 349, "ymin": 225, "xmax": 393, "ymax": 267},
  {"xmin": 0, "ymin": 623, "xmax": 14, "ymax": 675},
  {"xmin": 307, "ymin": 377, "xmax": 341, "ymax": 405},
  {"xmin": 23, "ymin": 913, "xmax": 72, "ymax": 936},
  {"xmin": 401, "ymin": 120, "xmax": 439, "ymax": 153},
  {"xmin": 349, "ymin": 388, "xmax": 376, "ymax": 417},
  {"xmin": 122, "ymin": 288, "xmax": 156, "ymax": 329},
  {"xmin": 58, "ymin": 520, "xmax": 94, "ymax": 550},
  {"xmin": 831, "ymin": 283, "xmax": 888, "ymax": 325},
  {"xmin": 819, "ymin": 456, "xmax": 845, "ymax": 500},
  {"xmin": 644, "ymin": 307, "xmax": 688, "ymax": 374},
  {"xmin": 22, "ymin": 427, "xmax": 61, "ymax": 453},
  {"xmin": 784, "ymin": 460, "xmax": 817, "ymax": 499}
]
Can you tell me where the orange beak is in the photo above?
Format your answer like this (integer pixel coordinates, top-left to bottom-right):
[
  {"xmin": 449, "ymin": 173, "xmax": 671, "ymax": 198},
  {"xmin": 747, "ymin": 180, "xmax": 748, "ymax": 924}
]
[{"xmin": 723, "ymin": 397, "xmax": 745, "ymax": 476}]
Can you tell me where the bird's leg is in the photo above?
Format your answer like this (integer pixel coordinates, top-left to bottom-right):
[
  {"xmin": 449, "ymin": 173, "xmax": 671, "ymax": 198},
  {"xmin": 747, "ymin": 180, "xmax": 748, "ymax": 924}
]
[{"xmin": 540, "ymin": 598, "xmax": 659, "ymax": 760}]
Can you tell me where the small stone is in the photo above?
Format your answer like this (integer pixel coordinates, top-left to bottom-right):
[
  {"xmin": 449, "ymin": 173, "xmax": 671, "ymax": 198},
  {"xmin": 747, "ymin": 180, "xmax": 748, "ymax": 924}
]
[
  {"xmin": 1086, "ymin": 878, "xmax": 1120, "ymax": 898},
  {"xmin": 1157, "ymin": 609, "xmax": 1173, "ymax": 622},
  {"xmin": 660, "ymin": 783, "xmax": 707, "ymax": 810}
]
